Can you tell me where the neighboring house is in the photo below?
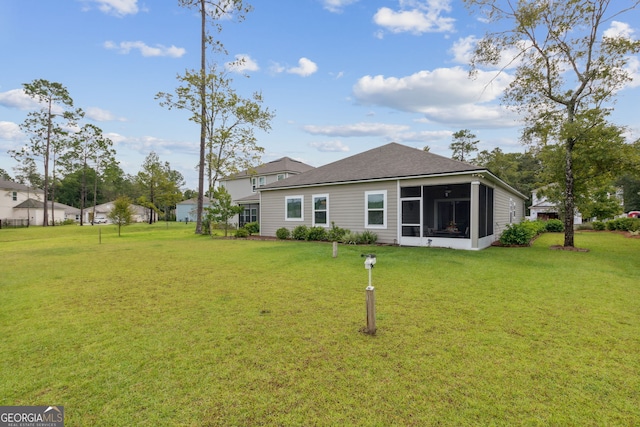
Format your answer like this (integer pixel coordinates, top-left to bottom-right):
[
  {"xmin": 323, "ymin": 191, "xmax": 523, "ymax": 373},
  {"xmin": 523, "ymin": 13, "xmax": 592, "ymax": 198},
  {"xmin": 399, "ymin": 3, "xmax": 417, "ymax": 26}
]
[
  {"xmin": 1, "ymin": 179, "xmax": 46, "ymax": 226},
  {"xmin": 12, "ymin": 199, "xmax": 69, "ymax": 226},
  {"xmin": 220, "ymin": 157, "xmax": 315, "ymax": 227},
  {"xmin": 84, "ymin": 201, "xmax": 149, "ymax": 224},
  {"xmin": 528, "ymin": 187, "xmax": 583, "ymax": 225},
  {"xmin": 258, "ymin": 143, "xmax": 527, "ymax": 250},
  {"xmin": 176, "ymin": 197, "xmax": 211, "ymax": 223}
]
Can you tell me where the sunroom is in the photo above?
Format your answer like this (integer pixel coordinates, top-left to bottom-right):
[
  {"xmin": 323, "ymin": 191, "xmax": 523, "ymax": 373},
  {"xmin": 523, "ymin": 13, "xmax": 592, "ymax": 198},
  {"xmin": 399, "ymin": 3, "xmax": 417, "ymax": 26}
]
[{"xmin": 399, "ymin": 183, "xmax": 495, "ymax": 250}]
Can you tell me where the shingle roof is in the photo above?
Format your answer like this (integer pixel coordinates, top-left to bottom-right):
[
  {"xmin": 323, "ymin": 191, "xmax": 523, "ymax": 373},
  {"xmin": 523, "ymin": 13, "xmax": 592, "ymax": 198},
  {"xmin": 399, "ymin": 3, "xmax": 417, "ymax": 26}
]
[
  {"xmin": 226, "ymin": 157, "xmax": 315, "ymax": 179},
  {"xmin": 14, "ymin": 198, "xmax": 71, "ymax": 210},
  {"xmin": 0, "ymin": 179, "xmax": 44, "ymax": 193},
  {"xmin": 261, "ymin": 143, "xmax": 483, "ymax": 190}
]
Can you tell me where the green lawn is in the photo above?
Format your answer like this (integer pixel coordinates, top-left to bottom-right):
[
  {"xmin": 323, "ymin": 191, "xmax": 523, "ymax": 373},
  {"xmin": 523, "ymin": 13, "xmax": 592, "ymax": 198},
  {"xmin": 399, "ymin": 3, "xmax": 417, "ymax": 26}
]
[{"xmin": 1, "ymin": 224, "xmax": 639, "ymax": 426}]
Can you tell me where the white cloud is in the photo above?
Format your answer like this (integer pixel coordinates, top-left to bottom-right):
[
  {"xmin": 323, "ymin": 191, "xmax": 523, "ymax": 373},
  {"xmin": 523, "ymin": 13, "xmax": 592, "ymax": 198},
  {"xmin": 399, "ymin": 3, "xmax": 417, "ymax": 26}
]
[
  {"xmin": 84, "ymin": 107, "xmax": 126, "ymax": 122},
  {"xmin": 309, "ymin": 140, "xmax": 350, "ymax": 152},
  {"xmin": 287, "ymin": 58, "xmax": 318, "ymax": 77},
  {"xmin": 321, "ymin": 0, "xmax": 359, "ymax": 13},
  {"xmin": 303, "ymin": 122, "xmax": 410, "ymax": 137},
  {"xmin": 90, "ymin": 0, "xmax": 139, "ymax": 17},
  {"xmin": 352, "ymin": 66, "xmax": 519, "ymax": 126},
  {"xmin": 0, "ymin": 89, "xmax": 41, "ymax": 110},
  {"xmin": 226, "ymin": 54, "xmax": 260, "ymax": 73},
  {"xmin": 0, "ymin": 121, "xmax": 23, "ymax": 141},
  {"xmin": 604, "ymin": 21, "xmax": 635, "ymax": 40},
  {"xmin": 374, "ymin": 0, "xmax": 455, "ymax": 35},
  {"xmin": 104, "ymin": 41, "xmax": 186, "ymax": 58}
]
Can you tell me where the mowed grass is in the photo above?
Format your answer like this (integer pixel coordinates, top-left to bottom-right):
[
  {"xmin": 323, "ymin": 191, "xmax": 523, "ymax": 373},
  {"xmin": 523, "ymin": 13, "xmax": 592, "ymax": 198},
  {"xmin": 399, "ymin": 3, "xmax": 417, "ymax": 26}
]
[{"xmin": 1, "ymin": 224, "xmax": 639, "ymax": 426}]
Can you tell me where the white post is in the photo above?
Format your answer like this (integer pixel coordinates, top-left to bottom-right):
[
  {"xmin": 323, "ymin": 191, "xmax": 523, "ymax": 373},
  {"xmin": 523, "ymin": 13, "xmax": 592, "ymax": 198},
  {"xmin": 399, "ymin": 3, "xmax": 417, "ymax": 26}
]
[{"xmin": 332, "ymin": 241, "xmax": 338, "ymax": 258}]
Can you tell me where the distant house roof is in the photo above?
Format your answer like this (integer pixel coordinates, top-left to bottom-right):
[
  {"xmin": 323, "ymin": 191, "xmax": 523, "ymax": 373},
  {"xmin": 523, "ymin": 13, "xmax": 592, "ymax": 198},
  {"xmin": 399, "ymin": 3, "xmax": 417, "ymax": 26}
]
[
  {"xmin": 177, "ymin": 196, "xmax": 212, "ymax": 206},
  {"xmin": 14, "ymin": 198, "xmax": 70, "ymax": 210},
  {"xmin": 0, "ymin": 179, "xmax": 44, "ymax": 193},
  {"xmin": 225, "ymin": 157, "xmax": 315, "ymax": 179},
  {"xmin": 260, "ymin": 143, "xmax": 484, "ymax": 190}
]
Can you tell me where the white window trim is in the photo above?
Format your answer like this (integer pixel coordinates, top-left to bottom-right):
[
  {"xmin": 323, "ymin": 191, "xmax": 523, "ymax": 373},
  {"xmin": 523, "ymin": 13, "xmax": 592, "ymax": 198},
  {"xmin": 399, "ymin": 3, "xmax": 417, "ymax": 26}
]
[
  {"xmin": 312, "ymin": 194, "xmax": 329, "ymax": 227},
  {"xmin": 285, "ymin": 195, "xmax": 304, "ymax": 221},
  {"xmin": 365, "ymin": 190, "xmax": 387, "ymax": 229}
]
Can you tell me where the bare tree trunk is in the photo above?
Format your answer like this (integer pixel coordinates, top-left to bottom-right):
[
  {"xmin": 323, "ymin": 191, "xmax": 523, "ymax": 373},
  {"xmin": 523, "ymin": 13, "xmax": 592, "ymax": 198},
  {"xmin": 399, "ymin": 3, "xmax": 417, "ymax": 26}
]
[
  {"xmin": 563, "ymin": 139, "xmax": 575, "ymax": 247},
  {"xmin": 195, "ymin": 0, "xmax": 207, "ymax": 234}
]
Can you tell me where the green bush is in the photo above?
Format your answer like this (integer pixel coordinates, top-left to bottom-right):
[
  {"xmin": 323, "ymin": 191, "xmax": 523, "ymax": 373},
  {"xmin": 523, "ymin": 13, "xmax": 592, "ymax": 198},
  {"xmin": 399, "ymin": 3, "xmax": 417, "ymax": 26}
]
[
  {"xmin": 358, "ymin": 230, "xmax": 378, "ymax": 245},
  {"xmin": 306, "ymin": 226, "xmax": 328, "ymax": 241},
  {"xmin": 275, "ymin": 227, "xmax": 290, "ymax": 240},
  {"xmin": 244, "ymin": 222, "xmax": 260, "ymax": 235},
  {"xmin": 234, "ymin": 228, "xmax": 249, "ymax": 238},
  {"xmin": 606, "ymin": 217, "xmax": 640, "ymax": 232},
  {"xmin": 327, "ymin": 222, "xmax": 349, "ymax": 242},
  {"xmin": 500, "ymin": 223, "xmax": 537, "ymax": 246},
  {"xmin": 592, "ymin": 221, "xmax": 606, "ymax": 231},
  {"xmin": 292, "ymin": 225, "xmax": 309, "ymax": 240},
  {"xmin": 341, "ymin": 232, "xmax": 359, "ymax": 245},
  {"xmin": 544, "ymin": 219, "xmax": 564, "ymax": 232}
]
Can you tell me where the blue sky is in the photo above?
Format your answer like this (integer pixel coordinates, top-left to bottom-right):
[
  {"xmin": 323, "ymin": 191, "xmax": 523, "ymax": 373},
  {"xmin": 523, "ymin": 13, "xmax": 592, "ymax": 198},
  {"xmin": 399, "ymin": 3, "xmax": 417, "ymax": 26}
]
[{"xmin": 1, "ymin": 0, "xmax": 639, "ymax": 190}]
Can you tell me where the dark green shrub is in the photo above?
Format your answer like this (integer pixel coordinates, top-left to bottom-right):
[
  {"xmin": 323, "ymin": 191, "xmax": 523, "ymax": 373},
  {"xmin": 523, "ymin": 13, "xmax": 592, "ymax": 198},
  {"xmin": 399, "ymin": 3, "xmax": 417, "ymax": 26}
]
[
  {"xmin": 545, "ymin": 219, "xmax": 564, "ymax": 232},
  {"xmin": 306, "ymin": 226, "xmax": 328, "ymax": 241},
  {"xmin": 275, "ymin": 227, "xmax": 290, "ymax": 240},
  {"xmin": 292, "ymin": 225, "xmax": 309, "ymax": 240},
  {"xmin": 500, "ymin": 223, "xmax": 536, "ymax": 246},
  {"xmin": 358, "ymin": 230, "xmax": 378, "ymax": 245},
  {"xmin": 244, "ymin": 221, "xmax": 260, "ymax": 235},
  {"xmin": 234, "ymin": 228, "xmax": 249, "ymax": 238},
  {"xmin": 592, "ymin": 221, "xmax": 606, "ymax": 231},
  {"xmin": 327, "ymin": 222, "xmax": 349, "ymax": 242},
  {"xmin": 607, "ymin": 217, "xmax": 640, "ymax": 232}
]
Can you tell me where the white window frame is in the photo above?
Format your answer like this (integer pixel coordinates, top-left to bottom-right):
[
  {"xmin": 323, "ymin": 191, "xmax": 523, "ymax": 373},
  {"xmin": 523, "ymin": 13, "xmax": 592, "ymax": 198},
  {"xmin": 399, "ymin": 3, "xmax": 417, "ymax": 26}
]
[
  {"xmin": 312, "ymin": 194, "xmax": 329, "ymax": 227},
  {"xmin": 277, "ymin": 173, "xmax": 286, "ymax": 181},
  {"xmin": 285, "ymin": 195, "xmax": 304, "ymax": 221},
  {"xmin": 365, "ymin": 190, "xmax": 387, "ymax": 229}
]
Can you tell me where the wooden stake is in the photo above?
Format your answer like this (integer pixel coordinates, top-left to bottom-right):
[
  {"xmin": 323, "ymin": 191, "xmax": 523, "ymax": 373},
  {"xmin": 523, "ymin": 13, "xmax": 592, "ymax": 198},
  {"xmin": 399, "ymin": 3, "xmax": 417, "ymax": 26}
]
[
  {"xmin": 332, "ymin": 241, "xmax": 338, "ymax": 258},
  {"xmin": 366, "ymin": 286, "xmax": 376, "ymax": 335}
]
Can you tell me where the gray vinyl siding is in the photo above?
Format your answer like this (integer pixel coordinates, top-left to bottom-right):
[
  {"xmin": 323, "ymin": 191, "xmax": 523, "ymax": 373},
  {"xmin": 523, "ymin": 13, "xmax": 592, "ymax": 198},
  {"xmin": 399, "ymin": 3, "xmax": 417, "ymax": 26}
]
[
  {"xmin": 260, "ymin": 181, "xmax": 398, "ymax": 244},
  {"xmin": 493, "ymin": 186, "xmax": 524, "ymax": 238}
]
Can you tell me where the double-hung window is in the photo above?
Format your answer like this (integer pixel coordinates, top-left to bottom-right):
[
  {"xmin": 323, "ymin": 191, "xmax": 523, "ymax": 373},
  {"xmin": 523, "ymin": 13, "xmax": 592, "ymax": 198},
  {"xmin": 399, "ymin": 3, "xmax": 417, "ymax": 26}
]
[
  {"xmin": 313, "ymin": 194, "xmax": 328, "ymax": 227},
  {"xmin": 285, "ymin": 195, "xmax": 304, "ymax": 221},
  {"xmin": 365, "ymin": 190, "xmax": 386, "ymax": 228}
]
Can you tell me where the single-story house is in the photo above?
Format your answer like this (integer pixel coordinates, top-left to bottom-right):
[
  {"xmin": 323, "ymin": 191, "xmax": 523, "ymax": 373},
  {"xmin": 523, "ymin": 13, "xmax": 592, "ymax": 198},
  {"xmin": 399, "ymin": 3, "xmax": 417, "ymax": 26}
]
[
  {"xmin": 84, "ymin": 201, "xmax": 149, "ymax": 224},
  {"xmin": 12, "ymin": 198, "xmax": 70, "ymax": 226},
  {"xmin": 176, "ymin": 197, "xmax": 212, "ymax": 223},
  {"xmin": 258, "ymin": 143, "xmax": 527, "ymax": 250}
]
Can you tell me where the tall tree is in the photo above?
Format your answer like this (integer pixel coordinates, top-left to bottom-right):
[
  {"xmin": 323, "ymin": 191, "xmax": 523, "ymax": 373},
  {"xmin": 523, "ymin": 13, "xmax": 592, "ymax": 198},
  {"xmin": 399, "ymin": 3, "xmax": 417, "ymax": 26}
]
[
  {"xmin": 9, "ymin": 79, "xmax": 77, "ymax": 225},
  {"xmin": 474, "ymin": 147, "xmax": 541, "ymax": 198},
  {"xmin": 66, "ymin": 123, "xmax": 116, "ymax": 225},
  {"xmin": 465, "ymin": 0, "xmax": 640, "ymax": 247},
  {"xmin": 170, "ymin": 0, "xmax": 252, "ymax": 235},
  {"xmin": 136, "ymin": 152, "xmax": 184, "ymax": 224},
  {"xmin": 450, "ymin": 129, "xmax": 479, "ymax": 162},
  {"xmin": 157, "ymin": 67, "xmax": 273, "ymax": 194}
]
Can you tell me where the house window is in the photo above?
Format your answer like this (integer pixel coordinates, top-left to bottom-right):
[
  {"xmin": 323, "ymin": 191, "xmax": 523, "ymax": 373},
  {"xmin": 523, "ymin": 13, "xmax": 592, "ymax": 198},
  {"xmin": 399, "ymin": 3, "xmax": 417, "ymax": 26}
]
[
  {"xmin": 285, "ymin": 196, "xmax": 304, "ymax": 221},
  {"xmin": 252, "ymin": 178, "xmax": 257, "ymax": 192},
  {"xmin": 313, "ymin": 194, "xmax": 328, "ymax": 226},
  {"xmin": 365, "ymin": 190, "xmax": 386, "ymax": 228},
  {"xmin": 12, "ymin": 192, "xmax": 17, "ymax": 201},
  {"xmin": 509, "ymin": 198, "xmax": 517, "ymax": 223},
  {"xmin": 259, "ymin": 176, "xmax": 266, "ymax": 187},
  {"xmin": 277, "ymin": 174, "xmax": 286, "ymax": 181}
]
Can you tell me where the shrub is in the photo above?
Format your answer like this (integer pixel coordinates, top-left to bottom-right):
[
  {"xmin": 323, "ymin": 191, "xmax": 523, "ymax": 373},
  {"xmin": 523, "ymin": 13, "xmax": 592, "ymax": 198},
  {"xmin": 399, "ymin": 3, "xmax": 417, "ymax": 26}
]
[
  {"xmin": 592, "ymin": 221, "xmax": 606, "ymax": 231},
  {"xmin": 306, "ymin": 226, "xmax": 328, "ymax": 241},
  {"xmin": 358, "ymin": 230, "xmax": 378, "ymax": 245},
  {"xmin": 341, "ymin": 231, "xmax": 359, "ymax": 245},
  {"xmin": 500, "ymin": 223, "xmax": 537, "ymax": 246},
  {"xmin": 275, "ymin": 227, "xmax": 290, "ymax": 240},
  {"xmin": 234, "ymin": 228, "xmax": 249, "ymax": 238},
  {"xmin": 244, "ymin": 221, "xmax": 260, "ymax": 235},
  {"xmin": 327, "ymin": 222, "xmax": 349, "ymax": 242},
  {"xmin": 292, "ymin": 225, "xmax": 309, "ymax": 240},
  {"xmin": 545, "ymin": 219, "xmax": 564, "ymax": 232}
]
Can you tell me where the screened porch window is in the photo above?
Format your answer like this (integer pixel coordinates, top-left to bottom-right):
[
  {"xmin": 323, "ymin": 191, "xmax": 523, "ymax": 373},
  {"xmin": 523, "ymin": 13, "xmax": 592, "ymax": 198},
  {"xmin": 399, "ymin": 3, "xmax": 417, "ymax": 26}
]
[{"xmin": 423, "ymin": 184, "xmax": 470, "ymax": 238}]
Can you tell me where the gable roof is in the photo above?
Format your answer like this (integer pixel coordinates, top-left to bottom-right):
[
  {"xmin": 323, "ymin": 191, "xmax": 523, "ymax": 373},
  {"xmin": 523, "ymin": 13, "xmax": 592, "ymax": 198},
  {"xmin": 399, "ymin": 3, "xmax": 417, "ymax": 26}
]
[
  {"xmin": 0, "ymin": 179, "xmax": 44, "ymax": 193},
  {"xmin": 225, "ymin": 157, "xmax": 315, "ymax": 179},
  {"xmin": 261, "ymin": 143, "xmax": 484, "ymax": 190},
  {"xmin": 14, "ymin": 198, "xmax": 69, "ymax": 210}
]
